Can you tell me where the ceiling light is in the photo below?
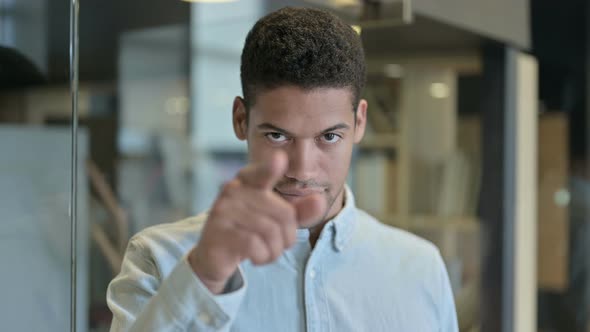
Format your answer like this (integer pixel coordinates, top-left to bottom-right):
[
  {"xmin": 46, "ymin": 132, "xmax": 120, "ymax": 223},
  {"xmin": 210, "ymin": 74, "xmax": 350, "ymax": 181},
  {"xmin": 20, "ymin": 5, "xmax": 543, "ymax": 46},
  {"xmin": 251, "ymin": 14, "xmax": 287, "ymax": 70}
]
[
  {"xmin": 383, "ymin": 64, "xmax": 403, "ymax": 78},
  {"xmin": 429, "ymin": 83, "xmax": 450, "ymax": 99},
  {"xmin": 329, "ymin": 0, "xmax": 359, "ymax": 6},
  {"xmin": 554, "ymin": 188, "xmax": 570, "ymax": 207},
  {"xmin": 181, "ymin": 0, "xmax": 237, "ymax": 3}
]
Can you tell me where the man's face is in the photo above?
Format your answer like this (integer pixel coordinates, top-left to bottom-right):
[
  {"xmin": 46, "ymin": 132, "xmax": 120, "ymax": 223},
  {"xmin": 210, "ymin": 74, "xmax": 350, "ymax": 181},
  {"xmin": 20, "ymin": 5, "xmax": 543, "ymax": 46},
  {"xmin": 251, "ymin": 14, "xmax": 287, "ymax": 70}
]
[{"xmin": 233, "ymin": 85, "xmax": 367, "ymax": 228}]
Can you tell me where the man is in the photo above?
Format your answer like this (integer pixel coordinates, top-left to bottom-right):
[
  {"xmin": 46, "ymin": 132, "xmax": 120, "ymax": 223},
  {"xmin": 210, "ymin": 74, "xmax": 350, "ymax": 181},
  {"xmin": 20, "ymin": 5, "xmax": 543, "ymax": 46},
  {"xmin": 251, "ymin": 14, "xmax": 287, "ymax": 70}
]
[{"xmin": 107, "ymin": 7, "xmax": 458, "ymax": 332}]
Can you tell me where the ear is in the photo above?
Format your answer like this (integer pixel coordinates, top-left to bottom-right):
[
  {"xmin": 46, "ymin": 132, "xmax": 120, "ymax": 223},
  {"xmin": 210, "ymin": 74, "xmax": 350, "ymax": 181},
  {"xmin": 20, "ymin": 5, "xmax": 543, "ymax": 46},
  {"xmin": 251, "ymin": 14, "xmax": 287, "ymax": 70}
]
[
  {"xmin": 232, "ymin": 97, "xmax": 248, "ymax": 140},
  {"xmin": 353, "ymin": 99, "xmax": 368, "ymax": 144}
]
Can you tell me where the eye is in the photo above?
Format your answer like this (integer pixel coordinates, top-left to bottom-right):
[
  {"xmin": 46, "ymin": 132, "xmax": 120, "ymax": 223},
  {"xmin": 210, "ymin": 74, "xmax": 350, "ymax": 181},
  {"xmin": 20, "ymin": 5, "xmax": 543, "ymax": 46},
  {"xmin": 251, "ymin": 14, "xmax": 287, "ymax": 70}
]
[
  {"xmin": 321, "ymin": 133, "xmax": 341, "ymax": 144},
  {"xmin": 265, "ymin": 132, "xmax": 288, "ymax": 143}
]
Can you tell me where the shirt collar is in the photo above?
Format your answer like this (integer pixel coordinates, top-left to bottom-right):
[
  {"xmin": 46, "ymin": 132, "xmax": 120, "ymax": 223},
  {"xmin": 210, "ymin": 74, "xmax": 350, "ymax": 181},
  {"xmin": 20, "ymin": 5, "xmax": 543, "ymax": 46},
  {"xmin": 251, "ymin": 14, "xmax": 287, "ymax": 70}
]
[
  {"xmin": 293, "ymin": 184, "xmax": 357, "ymax": 253},
  {"xmin": 325, "ymin": 184, "xmax": 357, "ymax": 252}
]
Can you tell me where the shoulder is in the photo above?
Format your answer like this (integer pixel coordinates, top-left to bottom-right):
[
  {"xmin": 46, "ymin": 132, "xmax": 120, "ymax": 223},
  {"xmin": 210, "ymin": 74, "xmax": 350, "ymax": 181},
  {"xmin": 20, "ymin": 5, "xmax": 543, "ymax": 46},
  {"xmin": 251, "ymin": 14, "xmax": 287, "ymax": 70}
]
[
  {"xmin": 127, "ymin": 212, "xmax": 209, "ymax": 262},
  {"xmin": 355, "ymin": 209, "xmax": 441, "ymax": 262},
  {"xmin": 352, "ymin": 209, "xmax": 447, "ymax": 288},
  {"xmin": 354, "ymin": 210, "xmax": 454, "ymax": 314}
]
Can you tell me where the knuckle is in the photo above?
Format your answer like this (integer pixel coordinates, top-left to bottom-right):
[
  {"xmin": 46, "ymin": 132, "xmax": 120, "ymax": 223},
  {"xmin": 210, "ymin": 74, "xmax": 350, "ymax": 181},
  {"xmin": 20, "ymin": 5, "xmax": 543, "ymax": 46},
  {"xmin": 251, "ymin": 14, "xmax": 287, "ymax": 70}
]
[
  {"xmin": 210, "ymin": 199, "xmax": 226, "ymax": 217},
  {"xmin": 236, "ymin": 166, "xmax": 247, "ymax": 178},
  {"xmin": 267, "ymin": 193, "xmax": 296, "ymax": 221},
  {"xmin": 251, "ymin": 248, "xmax": 269, "ymax": 265},
  {"xmin": 271, "ymin": 244, "xmax": 283, "ymax": 260},
  {"xmin": 220, "ymin": 180, "xmax": 239, "ymax": 196},
  {"xmin": 244, "ymin": 234, "xmax": 258, "ymax": 253},
  {"xmin": 252, "ymin": 256, "xmax": 266, "ymax": 266},
  {"xmin": 268, "ymin": 251, "xmax": 280, "ymax": 262},
  {"xmin": 275, "ymin": 205, "xmax": 296, "ymax": 227},
  {"xmin": 262, "ymin": 222, "xmax": 281, "ymax": 243},
  {"xmin": 284, "ymin": 206, "xmax": 296, "ymax": 222}
]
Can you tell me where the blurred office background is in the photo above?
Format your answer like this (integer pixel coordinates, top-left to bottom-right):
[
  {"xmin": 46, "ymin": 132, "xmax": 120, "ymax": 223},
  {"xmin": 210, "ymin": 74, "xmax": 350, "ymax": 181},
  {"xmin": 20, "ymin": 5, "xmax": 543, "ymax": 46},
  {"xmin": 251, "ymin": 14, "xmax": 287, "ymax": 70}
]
[{"xmin": 0, "ymin": 0, "xmax": 588, "ymax": 331}]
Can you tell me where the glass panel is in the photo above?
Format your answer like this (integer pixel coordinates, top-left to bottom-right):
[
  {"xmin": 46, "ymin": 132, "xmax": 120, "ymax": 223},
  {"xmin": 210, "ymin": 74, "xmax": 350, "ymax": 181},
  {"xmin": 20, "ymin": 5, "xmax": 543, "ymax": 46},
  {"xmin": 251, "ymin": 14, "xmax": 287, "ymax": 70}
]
[
  {"xmin": 74, "ymin": 2, "xmax": 192, "ymax": 330},
  {"xmin": 533, "ymin": 2, "xmax": 590, "ymax": 331},
  {"xmin": 355, "ymin": 48, "xmax": 485, "ymax": 330},
  {"xmin": 0, "ymin": 0, "xmax": 86, "ymax": 331}
]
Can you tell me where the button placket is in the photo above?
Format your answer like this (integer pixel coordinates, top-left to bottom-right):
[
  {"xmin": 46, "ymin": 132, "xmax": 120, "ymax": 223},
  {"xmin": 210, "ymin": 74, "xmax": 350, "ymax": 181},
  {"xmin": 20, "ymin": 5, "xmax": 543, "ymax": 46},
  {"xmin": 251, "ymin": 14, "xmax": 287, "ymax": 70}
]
[{"xmin": 303, "ymin": 229, "xmax": 333, "ymax": 332}]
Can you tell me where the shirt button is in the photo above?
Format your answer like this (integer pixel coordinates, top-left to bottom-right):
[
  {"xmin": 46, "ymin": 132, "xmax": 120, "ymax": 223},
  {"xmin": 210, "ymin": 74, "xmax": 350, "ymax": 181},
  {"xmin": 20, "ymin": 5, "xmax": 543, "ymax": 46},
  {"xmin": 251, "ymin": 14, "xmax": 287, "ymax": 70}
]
[
  {"xmin": 198, "ymin": 312, "xmax": 212, "ymax": 325},
  {"xmin": 309, "ymin": 269, "xmax": 316, "ymax": 279}
]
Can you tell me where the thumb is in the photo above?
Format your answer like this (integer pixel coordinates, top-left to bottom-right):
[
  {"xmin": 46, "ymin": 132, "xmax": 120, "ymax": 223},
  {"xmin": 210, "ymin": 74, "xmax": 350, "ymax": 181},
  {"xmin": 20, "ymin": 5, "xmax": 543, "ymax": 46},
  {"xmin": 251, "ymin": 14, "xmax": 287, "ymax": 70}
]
[{"xmin": 294, "ymin": 194, "xmax": 326, "ymax": 228}]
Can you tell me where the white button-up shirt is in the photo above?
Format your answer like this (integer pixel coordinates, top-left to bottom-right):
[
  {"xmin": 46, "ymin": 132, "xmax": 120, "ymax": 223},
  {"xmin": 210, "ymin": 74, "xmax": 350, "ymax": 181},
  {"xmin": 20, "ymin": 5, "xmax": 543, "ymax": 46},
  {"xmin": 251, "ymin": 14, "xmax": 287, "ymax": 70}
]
[{"xmin": 107, "ymin": 186, "xmax": 458, "ymax": 331}]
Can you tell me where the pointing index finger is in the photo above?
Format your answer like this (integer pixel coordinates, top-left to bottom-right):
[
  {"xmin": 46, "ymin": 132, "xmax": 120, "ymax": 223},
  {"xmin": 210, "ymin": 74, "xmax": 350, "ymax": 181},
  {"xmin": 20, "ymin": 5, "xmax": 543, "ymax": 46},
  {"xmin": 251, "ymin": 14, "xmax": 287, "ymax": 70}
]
[{"xmin": 237, "ymin": 151, "xmax": 287, "ymax": 190}]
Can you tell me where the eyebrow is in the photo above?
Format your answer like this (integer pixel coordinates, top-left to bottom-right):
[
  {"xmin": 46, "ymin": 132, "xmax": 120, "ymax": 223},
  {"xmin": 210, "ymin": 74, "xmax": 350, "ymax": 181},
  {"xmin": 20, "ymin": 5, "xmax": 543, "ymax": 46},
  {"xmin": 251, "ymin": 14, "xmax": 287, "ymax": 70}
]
[
  {"xmin": 320, "ymin": 123, "xmax": 350, "ymax": 133},
  {"xmin": 257, "ymin": 122, "xmax": 350, "ymax": 136}
]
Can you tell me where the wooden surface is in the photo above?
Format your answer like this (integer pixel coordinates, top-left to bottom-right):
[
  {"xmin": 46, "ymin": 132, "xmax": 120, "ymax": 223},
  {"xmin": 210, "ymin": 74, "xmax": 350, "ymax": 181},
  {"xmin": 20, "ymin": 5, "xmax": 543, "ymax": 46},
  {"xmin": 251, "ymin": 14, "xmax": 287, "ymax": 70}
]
[{"xmin": 537, "ymin": 114, "xmax": 569, "ymax": 291}]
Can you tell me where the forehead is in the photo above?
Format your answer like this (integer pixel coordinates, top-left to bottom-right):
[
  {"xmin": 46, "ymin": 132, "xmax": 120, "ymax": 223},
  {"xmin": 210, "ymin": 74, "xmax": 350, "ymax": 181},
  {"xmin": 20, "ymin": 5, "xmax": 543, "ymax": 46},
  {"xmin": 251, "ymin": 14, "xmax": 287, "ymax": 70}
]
[{"xmin": 249, "ymin": 86, "xmax": 355, "ymax": 130}]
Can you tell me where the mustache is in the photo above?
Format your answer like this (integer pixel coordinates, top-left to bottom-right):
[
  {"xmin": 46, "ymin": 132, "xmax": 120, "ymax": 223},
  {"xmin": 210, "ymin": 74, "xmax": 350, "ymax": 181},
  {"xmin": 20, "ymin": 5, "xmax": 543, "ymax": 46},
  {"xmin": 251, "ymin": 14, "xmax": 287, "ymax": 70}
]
[{"xmin": 275, "ymin": 178, "xmax": 329, "ymax": 189}]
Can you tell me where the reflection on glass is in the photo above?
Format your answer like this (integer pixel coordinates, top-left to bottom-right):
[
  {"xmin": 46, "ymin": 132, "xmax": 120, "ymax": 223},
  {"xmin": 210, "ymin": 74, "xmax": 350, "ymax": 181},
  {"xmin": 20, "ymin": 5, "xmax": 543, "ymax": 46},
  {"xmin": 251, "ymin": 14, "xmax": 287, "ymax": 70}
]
[
  {"xmin": 0, "ymin": 1, "xmax": 87, "ymax": 331},
  {"xmin": 355, "ymin": 52, "xmax": 484, "ymax": 331}
]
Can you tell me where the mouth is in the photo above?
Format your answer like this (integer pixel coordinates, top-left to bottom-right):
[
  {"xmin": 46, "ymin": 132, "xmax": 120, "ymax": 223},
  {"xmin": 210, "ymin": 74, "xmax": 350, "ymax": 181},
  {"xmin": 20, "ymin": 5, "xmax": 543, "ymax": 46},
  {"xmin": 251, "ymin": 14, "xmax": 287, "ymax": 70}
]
[{"xmin": 274, "ymin": 187, "xmax": 324, "ymax": 201}]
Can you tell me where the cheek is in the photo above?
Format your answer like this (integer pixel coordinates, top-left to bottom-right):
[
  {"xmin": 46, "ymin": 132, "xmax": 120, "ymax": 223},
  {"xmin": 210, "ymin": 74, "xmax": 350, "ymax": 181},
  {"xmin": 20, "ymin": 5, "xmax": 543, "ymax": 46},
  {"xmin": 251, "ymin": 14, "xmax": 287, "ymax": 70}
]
[{"xmin": 319, "ymin": 143, "xmax": 354, "ymax": 183}]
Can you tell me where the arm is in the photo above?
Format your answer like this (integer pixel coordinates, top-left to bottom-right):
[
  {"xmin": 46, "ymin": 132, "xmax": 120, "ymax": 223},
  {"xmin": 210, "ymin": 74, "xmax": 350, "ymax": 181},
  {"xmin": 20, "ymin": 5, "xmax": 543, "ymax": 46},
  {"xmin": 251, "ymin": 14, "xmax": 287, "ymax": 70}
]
[
  {"xmin": 107, "ymin": 238, "xmax": 246, "ymax": 332},
  {"xmin": 107, "ymin": 151, "xmax": 325, "ymax": 331}
]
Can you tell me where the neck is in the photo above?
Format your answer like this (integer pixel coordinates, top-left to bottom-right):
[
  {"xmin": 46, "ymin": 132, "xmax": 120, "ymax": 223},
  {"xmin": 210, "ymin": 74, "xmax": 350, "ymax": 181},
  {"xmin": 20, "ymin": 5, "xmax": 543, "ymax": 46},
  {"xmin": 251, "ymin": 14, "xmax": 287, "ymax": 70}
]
[{"xmin": 308, "ymin": 224, "xmax": 324, "ymax": 248}]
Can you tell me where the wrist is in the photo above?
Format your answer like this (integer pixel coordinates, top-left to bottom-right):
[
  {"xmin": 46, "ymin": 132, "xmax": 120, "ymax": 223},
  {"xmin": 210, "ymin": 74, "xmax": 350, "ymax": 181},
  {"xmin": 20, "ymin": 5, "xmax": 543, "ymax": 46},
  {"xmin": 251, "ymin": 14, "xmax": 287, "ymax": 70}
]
[{"xmin": 188, "ymin": 248, "xmax": 228, "ymax": 294}]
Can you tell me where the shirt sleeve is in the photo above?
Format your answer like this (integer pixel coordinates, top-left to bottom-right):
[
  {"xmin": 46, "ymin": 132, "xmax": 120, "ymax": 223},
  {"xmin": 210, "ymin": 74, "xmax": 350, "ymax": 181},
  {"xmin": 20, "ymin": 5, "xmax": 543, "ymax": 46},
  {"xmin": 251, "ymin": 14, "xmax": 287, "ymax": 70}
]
[
  {"xmin": 433, "ymin": 249, "xmax": 460, "ymax": 332},
  {"xmin": 107, "ymin": 237, "xmax": 246, "ymax": 332}
]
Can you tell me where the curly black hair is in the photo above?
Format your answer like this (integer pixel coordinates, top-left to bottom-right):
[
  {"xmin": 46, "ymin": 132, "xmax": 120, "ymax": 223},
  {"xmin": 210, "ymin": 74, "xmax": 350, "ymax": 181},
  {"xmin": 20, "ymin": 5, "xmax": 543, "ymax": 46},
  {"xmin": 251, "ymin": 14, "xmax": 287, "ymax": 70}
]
[{"xmin": 240, "ymin": 7, "xmax": 366, "ymax": 112}]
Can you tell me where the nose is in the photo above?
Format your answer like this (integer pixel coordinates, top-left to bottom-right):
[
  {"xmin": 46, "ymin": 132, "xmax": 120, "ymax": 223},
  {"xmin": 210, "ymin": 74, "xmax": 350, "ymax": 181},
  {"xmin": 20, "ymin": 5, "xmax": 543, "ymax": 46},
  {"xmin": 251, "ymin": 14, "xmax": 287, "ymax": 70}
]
[{"xmin": 284, "ymin": 140, "xmax": 318, "ymax": 183}]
